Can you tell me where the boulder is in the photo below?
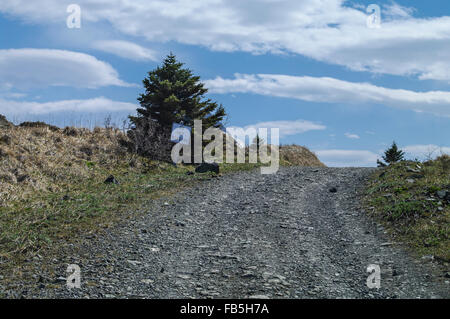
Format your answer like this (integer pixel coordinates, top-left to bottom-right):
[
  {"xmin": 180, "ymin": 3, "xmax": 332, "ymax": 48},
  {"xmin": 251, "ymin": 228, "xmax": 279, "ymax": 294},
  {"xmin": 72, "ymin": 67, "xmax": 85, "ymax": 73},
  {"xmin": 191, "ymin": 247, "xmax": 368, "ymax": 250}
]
[
  {"xmin": 195, "ymin": 162, "xmax": 219, "ymax": 174},
  {"xmin": 104, "ymin": 175, "xmax": 119, "ymax": 184}
]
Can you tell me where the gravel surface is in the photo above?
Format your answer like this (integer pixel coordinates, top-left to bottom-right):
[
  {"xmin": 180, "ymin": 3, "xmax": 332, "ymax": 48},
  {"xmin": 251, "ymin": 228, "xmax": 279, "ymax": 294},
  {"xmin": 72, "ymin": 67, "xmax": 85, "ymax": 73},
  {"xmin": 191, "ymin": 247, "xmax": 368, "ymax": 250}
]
[{"xmin": 7, "ymin": 167, "xmax": 449, "ymax": 298}]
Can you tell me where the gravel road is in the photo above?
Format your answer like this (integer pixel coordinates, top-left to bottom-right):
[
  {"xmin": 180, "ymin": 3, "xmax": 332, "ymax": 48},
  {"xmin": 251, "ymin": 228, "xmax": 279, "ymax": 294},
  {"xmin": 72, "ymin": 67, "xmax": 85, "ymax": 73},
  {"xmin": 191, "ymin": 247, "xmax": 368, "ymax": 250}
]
[{"xmin": 10, "ymin": 167, "xmax": 449, "ymax": 298}]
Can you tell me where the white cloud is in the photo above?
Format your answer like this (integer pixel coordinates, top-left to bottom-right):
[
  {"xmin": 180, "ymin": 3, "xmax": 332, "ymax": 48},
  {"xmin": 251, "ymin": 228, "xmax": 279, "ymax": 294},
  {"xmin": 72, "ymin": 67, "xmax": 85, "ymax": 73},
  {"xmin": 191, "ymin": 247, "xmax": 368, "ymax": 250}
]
[
  {"xmin": 345, "ymin": 132, "xmax": 360, "ymax": 139},
  {"xmin": 0, "ymin": 97, "xmax": 137, "ymax": 114},
  {"xmin": 92, "ymin": 40, "xmax": 158, "ymax": 61},
  {"xmin": 243, "ymin": 119, "xmax": 326, "ymax": 138},
  {"xmin": 226, "ymin": 119, "xmax": 325, "ymax": 146},
  {"xmin": 0, "ymin": 92, "xmax": 27, "ymax": 99},
  {"xmin": 2, "ymin": 1, "xmax": 450, "ymax": 81},
  {"xmin": 205, "ymin": 73, "xmax": 450, "ymax": 117},
  {"xmin": 0, "ymin": 49, "xmax": 134, "ymax": 89},
  {"xmin": 314, "ymin": 149, "xmax": 379, "ymax": 167},
  {"xmin": 383, "ymin": 3, "xmax": 415, "ymax": 20},
  {"xmin": 402, "ymin": 144, "xmax": 450, "ymax": 160}
]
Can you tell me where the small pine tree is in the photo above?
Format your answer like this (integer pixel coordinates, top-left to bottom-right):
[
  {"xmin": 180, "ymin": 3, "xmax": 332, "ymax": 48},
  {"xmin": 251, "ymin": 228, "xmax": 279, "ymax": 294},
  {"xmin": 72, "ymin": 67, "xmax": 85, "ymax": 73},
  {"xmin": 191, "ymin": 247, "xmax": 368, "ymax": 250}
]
[
  {"xmin": 129, "ymin": 53, "xmax": 226, "ymax": 131},
  {"xmin": 128, "ymin": 53, "xmax": 227, "ymax": 160},
  {"xmin": 381, "ymin": 141, "xmax": 405, "ymax": 165}
]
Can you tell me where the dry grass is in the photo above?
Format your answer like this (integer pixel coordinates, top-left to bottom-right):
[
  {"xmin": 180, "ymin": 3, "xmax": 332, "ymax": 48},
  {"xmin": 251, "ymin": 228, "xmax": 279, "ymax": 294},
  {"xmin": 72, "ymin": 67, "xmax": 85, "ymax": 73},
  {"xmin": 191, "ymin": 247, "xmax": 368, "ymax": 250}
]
[
  {"xmin": 0, "ymin": 124, "xmax": 138, "ymax": 206},
  {"xmin": 279, "ymin": 144, "xmax": 326, "ymax": 167}
]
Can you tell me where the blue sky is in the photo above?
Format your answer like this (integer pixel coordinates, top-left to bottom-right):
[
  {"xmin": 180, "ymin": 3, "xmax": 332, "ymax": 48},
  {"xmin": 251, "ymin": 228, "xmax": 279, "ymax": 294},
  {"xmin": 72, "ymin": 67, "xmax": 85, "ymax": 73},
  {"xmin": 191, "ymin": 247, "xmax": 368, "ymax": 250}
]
[{"xmin": 0, "ymin": 0, "xmax": 449, "ymax": 166}]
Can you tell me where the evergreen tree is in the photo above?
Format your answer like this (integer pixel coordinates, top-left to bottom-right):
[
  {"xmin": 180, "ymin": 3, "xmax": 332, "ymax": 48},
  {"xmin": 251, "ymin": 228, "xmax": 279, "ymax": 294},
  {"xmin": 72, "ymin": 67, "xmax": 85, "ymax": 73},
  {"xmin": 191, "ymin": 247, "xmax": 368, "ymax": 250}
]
[
  {"xmin": 129, "ymin": 53, "xmax": 226, "ymax": 132},
  {"xmin": 381, "ymin": 141, "xmax": 405, "ymax": 165}
]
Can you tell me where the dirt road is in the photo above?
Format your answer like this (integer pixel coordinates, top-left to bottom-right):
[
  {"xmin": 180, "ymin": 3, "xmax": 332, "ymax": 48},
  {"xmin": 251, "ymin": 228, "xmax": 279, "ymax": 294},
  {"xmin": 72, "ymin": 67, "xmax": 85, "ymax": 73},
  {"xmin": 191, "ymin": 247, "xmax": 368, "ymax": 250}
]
[{"xmin": 10, "ymin": 167, "xmax": 449, "ymax": 298}]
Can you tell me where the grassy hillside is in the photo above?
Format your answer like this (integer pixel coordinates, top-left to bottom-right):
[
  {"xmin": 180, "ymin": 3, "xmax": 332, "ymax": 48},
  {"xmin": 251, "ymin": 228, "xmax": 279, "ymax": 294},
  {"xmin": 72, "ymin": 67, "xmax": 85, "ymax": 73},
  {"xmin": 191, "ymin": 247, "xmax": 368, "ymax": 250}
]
[
  {"xmin": 0, "ymin": 119, "xmax": 323, "ymax": 272},
  {"xmin": 279, "ymin": 144, "xmax": 325, "ymax": 167},
  {"xmin": 364, "ymin": 157, "xmax": 450, "ymax": 265}
]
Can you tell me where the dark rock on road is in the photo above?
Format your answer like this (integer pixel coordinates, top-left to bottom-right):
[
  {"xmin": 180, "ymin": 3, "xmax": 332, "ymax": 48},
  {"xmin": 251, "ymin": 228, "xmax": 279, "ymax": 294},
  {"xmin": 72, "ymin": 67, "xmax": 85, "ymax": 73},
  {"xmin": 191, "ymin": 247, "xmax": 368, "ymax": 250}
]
[{"xmin": 195, "ymin": 162, "xmax": 219, "ymax": 174}]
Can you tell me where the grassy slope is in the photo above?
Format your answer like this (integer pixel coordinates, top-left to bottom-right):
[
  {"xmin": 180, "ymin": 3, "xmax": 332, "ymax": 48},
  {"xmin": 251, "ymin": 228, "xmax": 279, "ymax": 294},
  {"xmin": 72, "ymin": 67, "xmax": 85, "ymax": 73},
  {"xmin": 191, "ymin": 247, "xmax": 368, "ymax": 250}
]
[
  {"xmin": 0, "ymin": 123, "xmax": 324, "ymax": 277},
  {"xmin": 279, "ymin": 144, "xmax": 326, "ymax": 167},
  {"xmin": 364, "ymin": 157, "xmax": 449, "ymax": 266}
]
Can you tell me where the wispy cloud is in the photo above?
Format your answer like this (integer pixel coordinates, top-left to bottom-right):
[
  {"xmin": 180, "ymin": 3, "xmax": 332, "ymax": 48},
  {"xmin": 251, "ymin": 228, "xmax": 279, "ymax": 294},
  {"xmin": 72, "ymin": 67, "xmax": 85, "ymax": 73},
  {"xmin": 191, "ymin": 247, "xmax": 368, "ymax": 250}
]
[
  {"xmin": 226, "ymin": 119, "xmax": 325, "ymax": 146},
  {"xmin": 205, "ymin": 73, "xmax": 450, "ymax": 117},
  {"xmin": 0, "ymin": 49, "xmax": 135, "ymax": 89},
  {"xmin": 92, "ymin": 40, "xmax": 158, "ymax": 61},
  {"xmin": 314, "ymin": 149, "xmax": 379, "ymax": 167},
  {"xmin": 0, "ymin": 92, "xmax": 27, "ymax": 99},
  {"xmin": 0, "ymin": 97, "xmax": 137, "ymax": 114},
  {"xmin": 345, "ymin": 133, "xmax": 360, "ymax": 139},
  {"xmin": 383, "ymin": 3, "xmax": 416, "ymax": 19},
  {"xmin": 403, "ymin": 144, "xmax": 450, "ymax": 160},
  {"xmin": 242, "ymin": 119, "xmax": 326, "ymax": 138}
]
